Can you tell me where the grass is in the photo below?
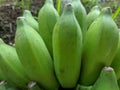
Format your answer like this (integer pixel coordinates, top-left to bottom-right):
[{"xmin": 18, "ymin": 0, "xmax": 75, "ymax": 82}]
[
  {"xmin": 20, "ymin": 0, "xmax": 31, "ymax": 10},
  {"xmin": 112, "ymin": 6, "xmax": 120, "ymax": 20},
  {"xmin": 56, "ymin": 0, "xmax": 61, "ymax": 14},
  {"xmin": 0, "ymin": 0, "xmax": 4, "ymax": 5}
]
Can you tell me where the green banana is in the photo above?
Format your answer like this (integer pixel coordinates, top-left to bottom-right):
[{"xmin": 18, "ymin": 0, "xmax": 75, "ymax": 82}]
[
  {"xmin": 15, "ymin": 17, "xmax": 59, "ymax": 90},
  {"xmin": 80, "ymin": 7, "xmax": 119, "ymax": 86},
  {"xmin": 53, "ymin": 3, "xmax": 82, "ymax": 88},
  {"xmin": 91, "ymin": 67, "xmax": 119, "ymax": 90},
  {"xmin": 0, "ymin": 38, "xmax": 30, "ymax": 89},
  {"xmin": 23, "ymin": 10, "xmax": 39, "ymax": 32},
  {"xmin": 75, "ymin": 84, "xmax": 92, "ymax": 90},
  {"xmin": 0, "ymin": 39, "xmax": 6, "ymax": 81},
  {"xmin": 111, "ymin": 31, "xmax": 120, "ymax": 80},
  {"xmin": 71, "ymin": 0, "xmax": 87, "ymax": 39},
  {"xmin": 87, "ymin": 5, "xmax": 101, "ymax": 29},
  {"xmin": 38, "ymin": 0, "xmax": 59, "ymax": 57}
]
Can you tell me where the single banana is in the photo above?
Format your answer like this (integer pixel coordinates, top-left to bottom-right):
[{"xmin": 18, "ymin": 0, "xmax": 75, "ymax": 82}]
[
  {"xmin": 80, "ymin": 7, "xmax": 119, "ymax": 86},
  {"xmin": 0, "ymin": 39, "xmax": 7, "ymax": 81},
  {"xmin": 71, "ymin": 0, "xmax": 87, "ymax": 39},
  {"xmin": 53, "ymin": 3, "xmax": 82, "ymax": 88},
  {"xmin": 0, "ymin": 38, "xmax": 30, "ymax": 89},
  {"xmin": 15, "ymin": 17, "xmax": 59, "ymax": 90},
  {"xmin": 111, "ymin": 30, "xmax": 120, "ymax": 80},
  {"xmin": 38, "ymin": 0, "xmax": 59, "ymax": 57},
  {"xmin": 87, "ymin": 5, "xmax": 101, "ymax": 29},
  {"xmin": 91, "ymin": 67, "xmax": 119, "ymax": 90},
  {"xmin": 23, "ymin": 10, "xmax": 39, "ymax": 32},
  {"xmin": 75, "ymin": 84, "xmax": 92, "ymax": 90}
]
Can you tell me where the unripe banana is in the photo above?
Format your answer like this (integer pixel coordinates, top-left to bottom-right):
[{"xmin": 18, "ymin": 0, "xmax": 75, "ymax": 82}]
[
  {"xmin": 87, "ymin": 5, "xmax": 101, "ymax": 29},
  {"xmin": 76, "ymin": 84, "xmax": 92, "ymax": 90},
  {"xmin": 80, "ymin": 7, "xmax": 119, "ymax": 86},
  {"xmin": 71, "ymin": 0, "xmax": 87, "ymax": 39},
  {"xmin": 111, "ymin": 30, "xmax": 120, "ymax": 80},
  {"xmin": 0, "ymin": 39, "xmax": 6, "ymax": 81},
  {"xmin": 38, "ymin": 0, "xmax": 59, "ymax": 57},
  {"xmin": 0, "ymin": 38, "xmax": 30, "ymax": 89},
  {"xmin": 15, "ymin": 17, "xmax": 59, "ymax": 90},
  {"xmin": 23, "ymin": 10, "xmax": 39, "ymax": 32},
  {"xmin": 53, "ymin": 3, "xmax": 82, "ymax": 88},
  {"xmin": 91, "ymin": 67, "xmax": 119, "ymax": 90}
]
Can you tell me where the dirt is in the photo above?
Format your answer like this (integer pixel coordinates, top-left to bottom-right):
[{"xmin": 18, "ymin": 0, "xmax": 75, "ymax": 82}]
[{"xmin": 0, "ymin": 0, "xmax": 44, "ymax": 45}]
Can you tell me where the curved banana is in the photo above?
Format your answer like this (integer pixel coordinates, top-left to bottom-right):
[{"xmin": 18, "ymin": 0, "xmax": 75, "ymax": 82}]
[
  {"xmin": 38, "ymin": 0, "xmax": 59, "ymax": 57},
  {"xmin": 15, "ymin": 17, "xmax": 59, "ymax": 90},
  {"xmin": 53, "ymin": 3, "xmax": 82, "ymax": 88},
  {"xmin": 80, "ymin": 7, "xmax": 119, "ymax": 86},
  {"xmin": 87, "ymin": 5, "xmax": 101, "ymax": 29},
  {"xmin": 91, "ymin": 67, "xmax": 119, "ymax": 90},
  {"xmin": 0, "ymin": 38, "xmax": 30, "ymax": 89},
  {"xmin": 23, "ymin": 10, "xmax": 39, "ymax": 32},
  {"xmin": 0, "ymin": 39, "xmax": 7, "ymax": 81}
]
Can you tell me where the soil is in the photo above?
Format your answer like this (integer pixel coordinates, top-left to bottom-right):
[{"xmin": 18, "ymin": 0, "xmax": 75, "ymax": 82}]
[{"xmin": 0, "ymin": 0, "xmax": 45, "ymax": 45}]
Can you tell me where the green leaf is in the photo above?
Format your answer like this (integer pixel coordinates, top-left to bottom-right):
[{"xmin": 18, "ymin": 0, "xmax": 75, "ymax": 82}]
[{"xmin": 112, "ymin": 6, "xmax": 120, "ymax": 20}]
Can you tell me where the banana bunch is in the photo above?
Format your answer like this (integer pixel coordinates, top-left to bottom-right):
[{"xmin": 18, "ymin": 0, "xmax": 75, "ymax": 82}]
[{"xmin": 0, "ymin": 0, "xmax": 120, "ymax": 90}]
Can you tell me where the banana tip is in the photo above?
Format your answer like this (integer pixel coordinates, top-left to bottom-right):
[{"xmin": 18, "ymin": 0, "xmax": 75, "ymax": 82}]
[
  {"xmin": 103, "ymin": 67, "xmax": 113, "ymax": 72},
  {"xmin": 17, "ymin": 16, "xmax": 25, "ymax": 20}
]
